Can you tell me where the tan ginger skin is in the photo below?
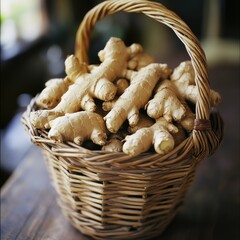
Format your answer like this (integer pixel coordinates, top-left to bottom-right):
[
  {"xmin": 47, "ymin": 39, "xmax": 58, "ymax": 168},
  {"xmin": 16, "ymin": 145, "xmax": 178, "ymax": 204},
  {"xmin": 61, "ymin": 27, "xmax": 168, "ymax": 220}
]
[
  {"xmin": 102, "ymin": 138, "xmax": 123, "ymax": 152},
  {"xmin": 30, "ymin": 37, "xmax": 143, "ymax": 129},
  {"xmin": 146, "ymin": 79, "xmax": 186, "ymax": 122},
  {"xmin": 103, "ymin": 114, "xmax": 179, "ymax": 154},
  {"xmin": 128, "ymin": 113, "xmax": 154, "ymax": 133},
  {"xmin": 123, "ymin": 117, "xmax": 177, "ymax": 157},
  {"xmin": 146, "ymin": 79, "xmax": 195, "ymax": 132},
  {"xmin": 103, "ymin": 53, "xmax": 154, "ymax": 110},
  {"xmin": 171, "ymin": 61, "xmax": 221, "ymax": 106},
  {"xmin": 126, "ymin": 113, "xmax": 186, "ymax": 153},
  {"xmin": 48, "ymin": 112, "xmax": 107, "ymax": 146},
  {"xmin": 104, "ymin": 63, "xmax": 171, "ymax": 133},
  {"xmin": 127, "ymin": 53, "xmax": 155, "ymax": 70},
  {"xmin": 102, "ymin": 132, "xmax": 127, "ymax": 152},
  {"xmin": 36, "ymin": 77, "xmax": 71, "ymax": 109},
  {"xmin": 115, "ymin": 78, "xmax": 129, "ymax": 95}
]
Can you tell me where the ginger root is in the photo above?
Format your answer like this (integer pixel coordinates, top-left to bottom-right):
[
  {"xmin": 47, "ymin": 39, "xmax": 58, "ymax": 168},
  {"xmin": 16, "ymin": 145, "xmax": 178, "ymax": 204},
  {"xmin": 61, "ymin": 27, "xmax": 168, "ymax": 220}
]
[
  {"xmin": 146, "ymin": 79, "xmax": 186, "ymax": 122},
  {"xmin": 30, "ymin": 37, "xmax": 142, "ymax": 129},
  {"xmin": 36, "ymin": 77, "xmax": 71, "ymax": 109},
  {"xmin": 123, "ymin": 118, "xmax": 177, "ymax": 157},
  {"xmin": 127, "ymin": 114, "xmax": 186, "ymax": 152},
  {"xmin": 102, "ymin": 79, "xmax": 129, "ymax": 111},
  {"xmin": 102, "ymin": 132, "xmax": 127, "ymax": 152},
  {"xmin": 104, "ymin": 63, "xmax": 171, "ymax": 133},
  {"xmin": 128, "ymin": 53, "xmax": 155, "ymax": 70},
  {"xmin": 146, "ymin": 79, "xmax": 195, "ymax": 131},
  {"xmin": 115, "ymin": 78, "xmax": 129, "ymax": 95},
  {"xmin": 171, "ymin": 61, "xmax": 221, "ymax": 106},
  {"xmin": 128, "ymin": 113, "xmax": 154, "ymax": 134},
  {"xmin": 48, "ymin": 111, "xmax": 107, "ymax": 146}
]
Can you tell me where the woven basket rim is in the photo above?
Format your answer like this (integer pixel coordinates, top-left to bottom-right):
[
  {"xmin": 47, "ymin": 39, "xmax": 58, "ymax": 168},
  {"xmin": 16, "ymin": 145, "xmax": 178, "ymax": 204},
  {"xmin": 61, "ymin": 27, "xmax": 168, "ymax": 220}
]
[
  {"xmin": 21, "ymin": 97, "xmax": 223, "ymax": 170},
  {"xmin": 22, "ymin": 97, "xmax": 195, "ymax": 168}
]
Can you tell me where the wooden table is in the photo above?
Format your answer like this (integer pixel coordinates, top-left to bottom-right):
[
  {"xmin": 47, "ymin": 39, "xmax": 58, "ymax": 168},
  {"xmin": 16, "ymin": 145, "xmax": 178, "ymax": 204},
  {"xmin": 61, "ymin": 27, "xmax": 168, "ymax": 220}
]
[{"xmin": 1, "ymin": 144, "xmax": 239, "ymax": 240}]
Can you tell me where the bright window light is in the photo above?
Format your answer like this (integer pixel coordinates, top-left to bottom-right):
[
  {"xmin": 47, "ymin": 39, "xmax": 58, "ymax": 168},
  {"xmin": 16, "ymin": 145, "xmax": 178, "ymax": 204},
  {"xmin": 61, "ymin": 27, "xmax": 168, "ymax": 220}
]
[{"xmin": 1, "ymin": 0, "xmax": 48, "ymax": 55}]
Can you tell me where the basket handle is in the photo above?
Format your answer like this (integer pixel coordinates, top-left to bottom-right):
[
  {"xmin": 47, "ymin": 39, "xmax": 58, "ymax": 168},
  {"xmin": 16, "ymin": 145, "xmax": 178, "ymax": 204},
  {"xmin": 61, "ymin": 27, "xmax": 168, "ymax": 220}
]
[{"xmin": 75, "ymin": 0, "xmax": 211, "ymax": 127}]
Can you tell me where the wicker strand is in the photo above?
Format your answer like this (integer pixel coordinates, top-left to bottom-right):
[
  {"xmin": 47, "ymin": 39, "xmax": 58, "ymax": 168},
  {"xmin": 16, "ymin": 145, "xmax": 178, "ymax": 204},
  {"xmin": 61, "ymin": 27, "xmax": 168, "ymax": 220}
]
[{"xmin": 194, "ymin": 119, "xmax": 211, "ymax": 131}]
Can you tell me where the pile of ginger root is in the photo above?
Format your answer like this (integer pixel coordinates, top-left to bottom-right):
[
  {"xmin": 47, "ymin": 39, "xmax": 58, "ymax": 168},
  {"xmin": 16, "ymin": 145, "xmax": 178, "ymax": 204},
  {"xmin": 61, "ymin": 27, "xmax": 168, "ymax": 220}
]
[{"xmin": 30, "ymin": 37, "xmax": 221, "ymax": 157}]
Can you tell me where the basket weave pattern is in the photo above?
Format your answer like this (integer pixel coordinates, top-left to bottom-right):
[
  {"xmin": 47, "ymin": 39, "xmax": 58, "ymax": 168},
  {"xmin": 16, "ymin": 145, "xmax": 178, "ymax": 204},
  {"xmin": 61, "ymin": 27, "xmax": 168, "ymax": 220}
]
[{"xmin": 22, "ymin": 1, "xmax": 223, "ymax": 239}]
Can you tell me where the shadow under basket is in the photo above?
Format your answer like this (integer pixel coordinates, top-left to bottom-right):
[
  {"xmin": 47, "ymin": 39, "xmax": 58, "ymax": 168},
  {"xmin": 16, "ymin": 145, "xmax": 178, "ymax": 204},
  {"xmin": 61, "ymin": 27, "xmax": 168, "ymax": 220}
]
[{"xmin": 21, "ymin": 1, "xmax": 224, "ymax": 239}]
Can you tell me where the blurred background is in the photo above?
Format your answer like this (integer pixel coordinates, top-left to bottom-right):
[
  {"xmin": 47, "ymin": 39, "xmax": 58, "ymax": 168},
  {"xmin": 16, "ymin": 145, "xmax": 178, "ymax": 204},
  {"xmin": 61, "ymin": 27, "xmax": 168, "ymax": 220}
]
[{"xmin": 0, "ymin": 0, "xmax": 239, "ymax": 238}]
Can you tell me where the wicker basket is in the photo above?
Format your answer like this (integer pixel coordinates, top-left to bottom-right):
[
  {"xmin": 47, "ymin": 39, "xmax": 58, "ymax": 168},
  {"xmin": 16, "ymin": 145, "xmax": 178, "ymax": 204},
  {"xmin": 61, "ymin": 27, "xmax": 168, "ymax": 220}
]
[{"xmin": 22, "ymin": 0, "xmax": 224, "ymax": 239}]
